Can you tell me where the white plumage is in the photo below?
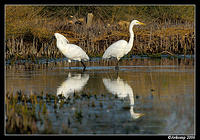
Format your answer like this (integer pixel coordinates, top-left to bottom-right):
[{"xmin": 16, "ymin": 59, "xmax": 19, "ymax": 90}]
[
  {"xmin": 57, "ymin": 72, "xmax": 89, "ymax": 99},
  {"xmin": 103, "ymin": 40, "xmax": 128, "ymax": 61},
  {"xmin": 102, "ymin": 20, "xmax": 145, "ymax": 69},
  {"xmin": 54, "ymin": 33, "xmax": 89, "ymax": 69},
  {"xmin": 103, "ymin": 76, "xmax": 144, "ymax": 119}
]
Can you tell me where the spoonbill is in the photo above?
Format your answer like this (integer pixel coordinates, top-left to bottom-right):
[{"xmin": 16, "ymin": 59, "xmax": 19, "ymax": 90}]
[{"xmin": 53, "ymin": 33, "xmax": 89, "ymax": 70}]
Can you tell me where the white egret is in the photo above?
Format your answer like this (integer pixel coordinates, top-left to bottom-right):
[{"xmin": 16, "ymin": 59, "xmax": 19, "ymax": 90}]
[
  {"xmin": 54, "ymin": 33, "xmax": 89, "ymax": 70},
  {"xmin": 102, "ymin": 20, "xmax": 145, "ymax": 69},
  {"xmin": 103, "ymin": 76, "xmax": 144, "ymax": 119}
]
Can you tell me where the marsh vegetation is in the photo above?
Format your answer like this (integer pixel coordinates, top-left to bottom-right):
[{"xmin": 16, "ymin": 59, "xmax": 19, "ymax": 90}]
[
  {"xmin": 5, "ymin": 5, "xmax": 195, "ymax": 135},
  {"xmin": 5, "ymin": 6, "xmax": 195, "ymax": 62}
]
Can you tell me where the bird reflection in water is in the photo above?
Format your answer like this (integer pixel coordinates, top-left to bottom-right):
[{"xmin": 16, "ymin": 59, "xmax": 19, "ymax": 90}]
[
  {"xmin": 103, "ymin": 76, "xmax": 144, "ymax": 119},
  {"xmin": 57, "ymin": 72, "xmax": 89, "ymax": 98}
]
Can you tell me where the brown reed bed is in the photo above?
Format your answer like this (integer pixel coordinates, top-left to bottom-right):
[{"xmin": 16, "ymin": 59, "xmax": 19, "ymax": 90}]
[
  {"xmin": 5, "ymin": 22, "xmax": 194, "ymax": 63},
  {"xmin": 5, "ymin": 6, "xmax": 194, "ymax": 64}
]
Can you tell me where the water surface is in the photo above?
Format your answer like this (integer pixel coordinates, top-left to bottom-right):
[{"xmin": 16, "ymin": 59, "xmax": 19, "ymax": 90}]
[{"xmin": 5, "ymin": 56, "xmax": 195, "ymax": 134}]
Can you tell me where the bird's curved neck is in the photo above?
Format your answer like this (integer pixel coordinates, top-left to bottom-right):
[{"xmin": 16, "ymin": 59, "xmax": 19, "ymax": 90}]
[{"xmin": 128, "ymin": 23, "xmax": 134, "ymax": 48}]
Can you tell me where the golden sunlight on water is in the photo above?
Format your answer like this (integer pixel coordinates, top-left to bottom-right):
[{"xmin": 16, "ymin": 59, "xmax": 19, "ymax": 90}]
[
  {"xmin": 6, "ymin": 57, "xmax": 194, "ymax": 97},
  {"xmin": 5, "ymin": 57, "xmax": 194, "ymax": 134}
]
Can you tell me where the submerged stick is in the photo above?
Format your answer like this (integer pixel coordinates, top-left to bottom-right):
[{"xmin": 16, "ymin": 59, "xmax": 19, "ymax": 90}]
[{"xmin": 160, "ymin": 50, "xmax": 175, "ymax": 56}]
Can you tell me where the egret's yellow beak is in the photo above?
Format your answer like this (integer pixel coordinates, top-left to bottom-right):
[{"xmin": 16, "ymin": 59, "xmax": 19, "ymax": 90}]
[
  {"xmin": 139, "ymin": 22, "xmax": 145, "ymax": 25},
  {"xmin": 139, "ymin": 113, "xmax": 145, "ymax": 117}
]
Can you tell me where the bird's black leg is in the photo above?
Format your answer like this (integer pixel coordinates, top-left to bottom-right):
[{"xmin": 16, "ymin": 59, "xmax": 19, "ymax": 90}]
[
  {"xmin": 115, "ymin": 59, "xmax": 119, "ymax": 70},
  {"xmin": 81, "ymin": 61, "xmax": 86, "ymax": 71}
]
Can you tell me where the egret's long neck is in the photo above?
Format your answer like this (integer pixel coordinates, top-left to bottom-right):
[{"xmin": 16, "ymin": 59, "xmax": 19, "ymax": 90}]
[
  {"xmin": 128, "ymin": 23, "xmax": 134, "ymax": 48},
  {"xmin": 128, "ymin": 89, "xmax": 134, "ymax": 106}
]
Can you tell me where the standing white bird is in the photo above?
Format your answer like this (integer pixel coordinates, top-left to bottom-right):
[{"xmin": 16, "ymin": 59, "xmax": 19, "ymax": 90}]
[
  {"xmin": 102, "ymin": 20, "xmax": 145, "ymax": 69},
  {"xmin": 54, "ymin": 33, "xmax": 89, "ymax": 70}
]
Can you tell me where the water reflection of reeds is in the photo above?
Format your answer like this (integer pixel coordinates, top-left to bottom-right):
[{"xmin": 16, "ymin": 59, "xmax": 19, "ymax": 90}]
[
  {"xmin": 5, "ymin": 91, "xmax": 73, "ymax": 134},
  {"xmin": 5, "ymin": 57, "xmax": 194, "ymax": 134},
  {"xmin": 6, "ymin": 57, "xmax": 194, "ymax": 96},
  {"xmin": 6, "ymin": 56, "xmax": 194, "ymax": 70}
]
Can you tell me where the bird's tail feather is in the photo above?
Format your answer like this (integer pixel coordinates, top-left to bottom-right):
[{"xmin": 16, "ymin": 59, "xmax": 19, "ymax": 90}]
[{"xmin": 102, "ymin": 53, "xmax": 110, "ymax": 59}]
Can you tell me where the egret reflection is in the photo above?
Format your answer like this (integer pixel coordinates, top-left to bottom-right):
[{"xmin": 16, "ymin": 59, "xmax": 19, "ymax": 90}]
[
  {"xmin": 103, "ymin": 76, "xmax": 144, "ymax": 119},
  {"xmin": 57, "ymin": 72, "xmax": 89, "ymax": 98}
]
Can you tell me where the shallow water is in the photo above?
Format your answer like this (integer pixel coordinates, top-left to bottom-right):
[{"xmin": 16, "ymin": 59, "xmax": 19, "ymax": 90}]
[{"xmin": 5, "ymin": 56, "xmax": 195, "ymax": 134}]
